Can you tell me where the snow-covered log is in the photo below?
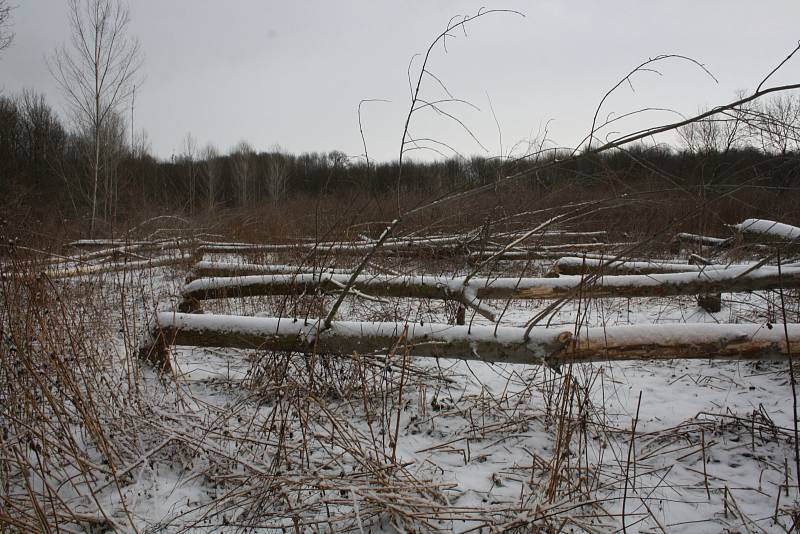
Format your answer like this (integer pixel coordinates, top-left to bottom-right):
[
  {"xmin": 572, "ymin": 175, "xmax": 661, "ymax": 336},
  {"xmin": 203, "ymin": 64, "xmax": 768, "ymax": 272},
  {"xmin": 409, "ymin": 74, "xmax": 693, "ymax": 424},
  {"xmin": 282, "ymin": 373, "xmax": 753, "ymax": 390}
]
[
  {"xmin": 670, "ymin": 232, "xmax": 733, "ymax": 253},
  {"xmin": 196, "ymin": 231, "xmax": 615, "ymax": 258},
  {"xmin": 142, "ymin": 313, "xmax": 573, "ymax": 369},
  {"xmin": 567, "ymin": 322, "xmax": 800, "ymax": 362},
  {"xmin": 192, "ymin": 233, "xmax": 619, "ymax": 260},
  {"xmin": 178, "ymin": 272, "xmax": 502, "ymax": 319},
  {"xmin": 68, "ymin": 236, "xmax": 195, "ymax": 250},
  {"xmin": 68, "ymin": 238, "xmax": 154, "ymax": 250},
  {"xmin": 180, "ymin": 273, "xmax": 464, "ymax": 310},
  {"xmin": 45, "ymin": 254, "xmax": 193, "ymax": 279},
  {"xmin": 179, "ymin": 265, "xmax": 800, "ymax": 312},
  {"xmin": 734, "ymin": 219, "xmax": 800, "ymax": 242},
  {"xmin": 546, "ymin": 256, "xmax": 781, "ymax": 277},
  {"xmin": 140, "ymin": 312, "xmax": 800, "ymax": 370},
  {"xmin": 198, "ymin": 234, "xmax": 476, "ymax": 256},
  {"xmin": 494, "ymin": 230, "xmax": 609, "ymax": 241},
  {"xmin": 186, "ymin": 260, "xmax": 349, "ymax": 281},
  {"xmin": 67, "ymin": 239, "xmax": 196, "ymax": 264},
  {"xmin": 549, "ymin": 257, "xmax": 800, "ymax": 312},
  {"xmin": 3, "ymin": 240, "xmax": 189, "ymax": 271},
  {"xmin": 509, "ymin": 265, "xmax": 800, "ymax": 300},
  {"xmin": 469, "ymin": 242, "xmax": 633, "ymax": 260},
  {"xmin": 549, "ymin": 257, "xmax": 708, "ymax": 276}
]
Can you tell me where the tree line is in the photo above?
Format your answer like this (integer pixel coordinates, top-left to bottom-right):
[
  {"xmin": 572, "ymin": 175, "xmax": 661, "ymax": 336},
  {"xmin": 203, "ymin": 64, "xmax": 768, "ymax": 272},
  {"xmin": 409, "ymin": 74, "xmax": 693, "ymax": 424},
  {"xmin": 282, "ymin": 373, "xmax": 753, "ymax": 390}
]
[
  {"xmin": 1, "ymin": 86, "xmax": 798, "ymax": 228},
  {"xmin": 0, "ymin": 0, "xmax": 798, "ymax": 239}
]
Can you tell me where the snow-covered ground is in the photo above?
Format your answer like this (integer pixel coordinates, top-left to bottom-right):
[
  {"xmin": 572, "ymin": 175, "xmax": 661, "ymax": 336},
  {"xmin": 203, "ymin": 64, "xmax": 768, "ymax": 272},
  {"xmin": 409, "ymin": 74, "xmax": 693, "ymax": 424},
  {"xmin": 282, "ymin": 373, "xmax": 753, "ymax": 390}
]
[{"xmin": 2, "ymin": 253, "xmax": 799, "ymax": 532}]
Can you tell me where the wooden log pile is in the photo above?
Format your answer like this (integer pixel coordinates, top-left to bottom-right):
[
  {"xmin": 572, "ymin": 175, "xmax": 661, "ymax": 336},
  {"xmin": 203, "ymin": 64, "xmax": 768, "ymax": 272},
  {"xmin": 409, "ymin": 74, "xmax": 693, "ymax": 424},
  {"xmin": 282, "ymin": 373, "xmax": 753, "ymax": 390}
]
[{"xmin": 135, "ymin": 220, "xmax": 800, "ymax": 372}]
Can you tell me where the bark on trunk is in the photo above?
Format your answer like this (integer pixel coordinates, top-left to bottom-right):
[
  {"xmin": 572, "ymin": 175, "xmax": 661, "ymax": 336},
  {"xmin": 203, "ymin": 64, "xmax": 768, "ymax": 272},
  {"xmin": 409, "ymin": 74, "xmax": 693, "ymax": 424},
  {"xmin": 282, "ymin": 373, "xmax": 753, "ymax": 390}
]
[
  {"xmin": 141, "ymin": 313, "xmax": 800, "ymax": 372},
  {"xmin": 179, "ymin": 266, "xmax": 800, "ymax": 311}
]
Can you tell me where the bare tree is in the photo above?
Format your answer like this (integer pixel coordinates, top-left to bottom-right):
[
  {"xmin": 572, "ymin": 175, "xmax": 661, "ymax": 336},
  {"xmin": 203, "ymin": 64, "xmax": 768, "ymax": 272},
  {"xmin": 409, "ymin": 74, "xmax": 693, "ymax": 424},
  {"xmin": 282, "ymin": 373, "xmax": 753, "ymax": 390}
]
[
  {"xmin": 99, "ymin": 109, "xmax": 126, "ymax": 220},
  {"xmin": 752, "ymin": 92, "xmax": 800, "ymax": 154},
  {"xmin": 677, "ymin": 105, "xmax": 746, "ymax": 154},
  {"xmin": 677, "ymin": 115, "xmax": 723, "ymax": 153},
  {"xmin": 17, "ymin": 89, "xmax": 66, "ymax": 168},
  {"xmin": 266, "ymin": 147, "xmax": 289, "ymax": 205},
  {"xmin": 201, "ymin": 144, "xmax": 220, "ymax": 212},
  {"xmin": 49, "ymin": 0, "xmax": 141, "ymax": 235},
  {"xmin": 0, "ymin": 0, "xmax": 12, "ymax": 53},
  {"xmin": 180, "ymin": 132, "xmax": 198, "ymax": 214},
  {"xmin": 231, "ymin": 141, "xmax": 254, "ymax": 207},
  {"xmin": 131, "ymin": 126, "xmax": 150, "ymax": 159}
]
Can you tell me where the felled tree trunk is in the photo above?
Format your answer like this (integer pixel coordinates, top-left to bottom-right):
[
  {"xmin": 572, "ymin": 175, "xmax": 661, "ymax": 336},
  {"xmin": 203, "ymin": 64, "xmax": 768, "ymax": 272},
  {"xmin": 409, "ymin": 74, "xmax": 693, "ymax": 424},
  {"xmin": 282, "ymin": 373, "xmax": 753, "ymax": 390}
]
[
  {"xmin": 186, "ymin": 260, "xmax": 348, "ymax": 282},
  {"xmin": 669, "ymin": 232, "xmax": 733, "ymax": 254},
  {"xmin": 549, "ymin": 256, "xmax": 706, "ymax": 276},
  {"xmin": 140, "ymin": 313, "xmax": 800, "ymax": 373},
  {"xmin": 179, "ymin": 266, "xmax": 800, "ymax": 312},
  {"xmin": 734, "ymin": 219, "xmax": 800, "ymax": 242},
  {"xmin": 46, "ymin": 254, "xmax": 193, "ymax": 279}
]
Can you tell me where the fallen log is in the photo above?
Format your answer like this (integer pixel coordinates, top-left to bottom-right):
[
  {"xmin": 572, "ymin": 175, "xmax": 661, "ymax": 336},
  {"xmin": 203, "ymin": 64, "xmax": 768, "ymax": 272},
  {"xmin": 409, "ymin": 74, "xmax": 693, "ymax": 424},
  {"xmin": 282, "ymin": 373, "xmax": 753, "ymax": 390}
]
[
  {"xmin": 68, "ymin": 238, "xmax": 154, "ymax": 250},
  {"xmin": 45, "ymin": 254, "xmax": 194, "ymax": 279},
  {"xmin": 734, "ymin": 219, "xmax": 800, "ymax": 242},
  {"xmin": 186, "ymin": 260, "xmax": 349, "ymax": 281},
  {"xmin": 140, "ymin": 312, "xmax": 800, "ymax": 371},
  {"xmin": 548, "ymin": 256, "xmax": 783, "ymax": 278},
  {"xmin": 198, "ymin": 234, "xmax": 476, "ymax": 256},
  {"xmin": 670, "ymin": 232, "xmax": 733, "ymax": 253},
  {"xmin": 509, "ymin": 265, "xmax": 800, "ymax": 300},
  {"xmin": 2, "ymin": 240, "xmax": 190, "ymax": 271},
  {"xmin": 141, "ymin": 313, "xmax": 574, "ymax": 369},
  {"xmin": 549, "ymin": 257, "xmax": 710, "ymax": 276},
  {"xmin": 67, "ymin": 239, "xmax": 196, "ymax": 264},
  {"xmin": 469, "ymin": 242, "xmax": 635, "ymax": 260},
  {"xmin": 196, "ymin": 231, "xmax": 608, "ymax": 255},
  {"xmin": 197, "ymin": 234, "xmax": 620, "ymax": 258},
  {"xmin": 494, "ymin": 230, "xmax": 609, "ymax": 241},
  {"xmin": 181, "ymin": 272, "xmax": 463, "ymax": 306},
  {"xmin": 179, "ymin": 265, "xmax": 800, "ymax": 313},
  {"xmin": 501, "ymin": 251, "xmax": 639, "ymax": 263},
  {"xmin": 179, "ymin": 272, "xmax": 501, "ymax": 320},
  {"xmin": 568, "ymin": 322, "xmax": 800, "ymax": 362}
]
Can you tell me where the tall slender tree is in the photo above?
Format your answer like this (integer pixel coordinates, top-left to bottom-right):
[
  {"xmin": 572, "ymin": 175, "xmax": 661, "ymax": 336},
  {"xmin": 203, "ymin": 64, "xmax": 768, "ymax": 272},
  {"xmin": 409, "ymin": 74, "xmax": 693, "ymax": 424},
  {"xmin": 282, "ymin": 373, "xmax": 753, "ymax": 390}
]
[
  {"xmin": 49, "ymin": 0, "xmax": 142, "ymax": 235},
  {"xmin": 201, "ymin": 144, "xmax": 220, "ymax": 213},
  {"xmin": 231, "ymin": 141, "xmax": 255, "ymax": 207},
  {"xmin": 181, "ymin": 132, "xmax": 198, "ymax": 214}
]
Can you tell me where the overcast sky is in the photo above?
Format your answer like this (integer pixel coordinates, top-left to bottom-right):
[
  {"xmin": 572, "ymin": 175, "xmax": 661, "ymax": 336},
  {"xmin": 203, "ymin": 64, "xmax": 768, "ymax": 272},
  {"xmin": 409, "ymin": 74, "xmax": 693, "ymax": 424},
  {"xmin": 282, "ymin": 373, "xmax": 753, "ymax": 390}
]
[{"xmin": 2, "ymin": 1, "xmax": 799, "ymax": 161}]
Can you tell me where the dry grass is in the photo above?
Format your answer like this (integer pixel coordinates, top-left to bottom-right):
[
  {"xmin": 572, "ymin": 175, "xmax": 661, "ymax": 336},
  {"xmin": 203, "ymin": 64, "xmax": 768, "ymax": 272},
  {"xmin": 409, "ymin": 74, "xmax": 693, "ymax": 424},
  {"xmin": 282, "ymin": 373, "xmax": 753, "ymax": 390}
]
[{"xmin": 2, "ymin": 215, "xmax": 800, "ymax": 532}]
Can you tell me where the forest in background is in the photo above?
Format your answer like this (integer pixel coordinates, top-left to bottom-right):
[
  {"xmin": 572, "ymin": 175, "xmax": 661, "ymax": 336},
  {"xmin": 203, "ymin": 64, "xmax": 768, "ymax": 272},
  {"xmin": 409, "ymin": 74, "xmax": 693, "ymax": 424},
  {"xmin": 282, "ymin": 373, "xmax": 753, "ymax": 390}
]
[
  {"xmin": 0, "ymin": 0, "xmax": 798, "ymax": 249},
  {"xmin": 1, "ymin": 87, "xmax": 799, "ymax": 248}
]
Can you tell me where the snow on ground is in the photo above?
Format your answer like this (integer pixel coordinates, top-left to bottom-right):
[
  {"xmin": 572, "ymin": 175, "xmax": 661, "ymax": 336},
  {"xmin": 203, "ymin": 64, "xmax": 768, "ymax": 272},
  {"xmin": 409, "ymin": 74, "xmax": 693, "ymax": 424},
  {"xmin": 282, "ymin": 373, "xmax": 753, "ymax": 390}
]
[{"xmin": 3, "ymin": 253, "xmax": 799, "ymax": 532}]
